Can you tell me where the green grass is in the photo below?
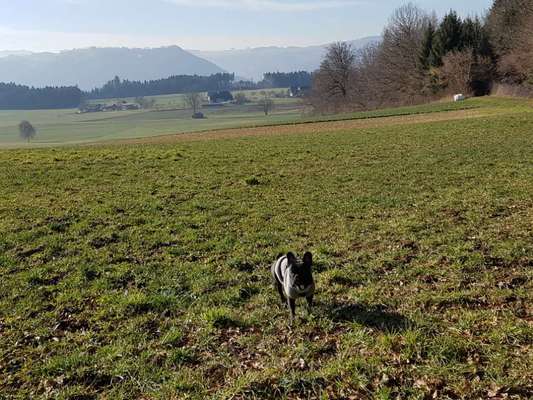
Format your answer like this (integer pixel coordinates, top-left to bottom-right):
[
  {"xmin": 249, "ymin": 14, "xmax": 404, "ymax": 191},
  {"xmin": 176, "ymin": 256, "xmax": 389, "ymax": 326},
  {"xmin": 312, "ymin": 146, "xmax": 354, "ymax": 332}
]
[
  {"xmin": 1, "ymin": 97, "xmax": 532, "ymax": 399},
  {"xmin": 85, "ymin": 88, "xmax": 292, "ymax": 109},
  {"xmin": 0, "ymin": 99, "xmax": 304, "ymax": 148},
  {"xmin": 2, "ymin": 95, "xmax": 528, "ymax": 148}
]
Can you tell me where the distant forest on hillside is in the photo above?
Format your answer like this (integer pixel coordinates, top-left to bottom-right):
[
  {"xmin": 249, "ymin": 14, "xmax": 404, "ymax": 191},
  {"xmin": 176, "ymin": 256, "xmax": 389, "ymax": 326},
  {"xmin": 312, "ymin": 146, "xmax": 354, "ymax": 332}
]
[
  {"xmin": 0, "ymin": 83, "xmax": 82, "ymax": 110},
  {"xmin": 86, "ymin": 71, "xmax": 312, "ymax": 100},
  {"xmin": 0, "ymin": 71, "xmax": 313, "ymax": 109},
  {"xmin": 86, "ymin": 73, "xmax": 235, "ymax": 99}
]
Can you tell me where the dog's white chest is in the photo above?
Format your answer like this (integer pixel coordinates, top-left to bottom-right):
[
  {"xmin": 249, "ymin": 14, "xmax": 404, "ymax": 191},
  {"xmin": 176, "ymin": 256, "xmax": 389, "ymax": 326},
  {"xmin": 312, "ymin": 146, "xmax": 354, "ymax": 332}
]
[{"xmin": 284, "ymin": 281, "xmax": 314, "ymax": 299}]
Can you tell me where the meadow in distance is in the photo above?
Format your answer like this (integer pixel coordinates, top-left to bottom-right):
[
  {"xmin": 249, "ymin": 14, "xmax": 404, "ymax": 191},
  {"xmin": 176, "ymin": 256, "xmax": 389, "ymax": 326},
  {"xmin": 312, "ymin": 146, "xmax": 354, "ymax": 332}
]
[{"xmin": 0, "ymin": 90, "xmax": 301, "ymax": 148}]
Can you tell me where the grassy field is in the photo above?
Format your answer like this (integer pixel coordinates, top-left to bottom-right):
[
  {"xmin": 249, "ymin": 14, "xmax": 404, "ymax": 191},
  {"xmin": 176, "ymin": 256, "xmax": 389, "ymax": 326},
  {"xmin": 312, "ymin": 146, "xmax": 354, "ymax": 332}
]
[
  {"xmin": 0, "ymin": 98, "xmax": 305, "ymax": 148},
  {"xmin": 0, "ymin": 94, "xmax": 523, "ymax": 148},
  {"xmin": 1, "ymin": 97, "xmax": 532, "ymax": 399},
  {"xmin": 84, "ymin": 89, "xmax": 292, "ymax": 109}
]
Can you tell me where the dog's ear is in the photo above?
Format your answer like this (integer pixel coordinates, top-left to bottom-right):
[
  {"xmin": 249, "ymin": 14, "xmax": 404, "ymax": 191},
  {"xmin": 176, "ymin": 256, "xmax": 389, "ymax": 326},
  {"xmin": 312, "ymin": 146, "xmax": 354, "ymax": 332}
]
[
  {"xmin": 303, "ymin": 252, "xmax": 313, "ymax": 268},
  {"xmin": 286, "ymin": 252, "xmax": 296, "ymax": 265}
]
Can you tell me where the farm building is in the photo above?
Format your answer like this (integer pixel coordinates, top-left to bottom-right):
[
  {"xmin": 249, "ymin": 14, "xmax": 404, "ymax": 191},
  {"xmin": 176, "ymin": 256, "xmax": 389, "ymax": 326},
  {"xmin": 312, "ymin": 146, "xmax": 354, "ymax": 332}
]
[
  {"xmin": 288, "ymin": 85, "xmax": 311, "ymax": 98},
  {"xmin": 207, "ymin": 90, "xmax": 234, "ymax": 104},
  {"xmin": 79, "ymin": 102, "xmax": 140, "ymax": 113}
]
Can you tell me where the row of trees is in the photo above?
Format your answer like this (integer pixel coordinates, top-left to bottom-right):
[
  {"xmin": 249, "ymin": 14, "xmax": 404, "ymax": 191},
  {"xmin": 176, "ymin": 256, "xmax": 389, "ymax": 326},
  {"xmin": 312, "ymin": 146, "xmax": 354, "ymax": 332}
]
[
  {"xmin": 261, "ymin": 71, "xmax": 312, "ymax": 89},
  {"xmin": 86, "ymin": 73, "xmax": 235, "ymax": 99},
  {"xmin": 0, "ymin": 83, "xmax": 82, "ymax": 110},
  {"xmin": 0, "ymin": 71, "xmax": 312, "ymax": 109},
  {"xmin": 312, "ymin": 0, "xmax": 533, "ymax": 113},
  {"xmin": 85, "ymin": 72, "xmax": 313, "ymax": 100}
]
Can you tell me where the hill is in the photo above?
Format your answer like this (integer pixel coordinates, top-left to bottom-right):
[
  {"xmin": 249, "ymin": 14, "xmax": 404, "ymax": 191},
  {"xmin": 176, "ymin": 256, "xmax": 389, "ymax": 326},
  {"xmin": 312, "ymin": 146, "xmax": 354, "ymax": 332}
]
[
  {"xmin": 190, "ymin": 36, "xmax": 381, "ymax": 80},
  {"xmin": 0, "ymin": 46, "xmax": 225, "ymax": 90}
]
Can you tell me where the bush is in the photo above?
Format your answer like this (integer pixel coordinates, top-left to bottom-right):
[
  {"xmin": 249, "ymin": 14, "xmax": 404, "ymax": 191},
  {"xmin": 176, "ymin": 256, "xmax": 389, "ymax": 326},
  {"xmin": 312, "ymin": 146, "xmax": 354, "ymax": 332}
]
[
  {"xmin": 19, "ymin": 120, "xmax": 36, "ymax": 143},
  {"xmin": 234, "ymin": 93, "xmax": 248, "ymax": 105}
]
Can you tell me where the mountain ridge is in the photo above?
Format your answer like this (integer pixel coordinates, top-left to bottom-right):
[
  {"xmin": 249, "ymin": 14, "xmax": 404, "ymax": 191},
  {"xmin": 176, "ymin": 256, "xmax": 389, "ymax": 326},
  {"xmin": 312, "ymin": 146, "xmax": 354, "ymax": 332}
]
[
  {"xmin": 0, "ymin": 37, "xmax": 381, "ymax": 89},
  {"xmin": 189, "ymin": 36, "xmax": 381, "ymax": 80},
  {"xmin": 0, "ymin": 46, "xmax": 225, "ymax": 90}
]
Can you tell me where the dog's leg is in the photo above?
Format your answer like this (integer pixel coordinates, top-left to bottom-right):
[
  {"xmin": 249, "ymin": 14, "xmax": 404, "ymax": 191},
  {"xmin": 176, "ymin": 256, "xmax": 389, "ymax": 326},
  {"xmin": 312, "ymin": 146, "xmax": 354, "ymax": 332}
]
[
  {"xmin": 288, "ymin": 298, "xmax": 296, "ymax": 322},
  {"xmin": 275, "ymin": 281, "xmax": 286, "ymax": 305}
]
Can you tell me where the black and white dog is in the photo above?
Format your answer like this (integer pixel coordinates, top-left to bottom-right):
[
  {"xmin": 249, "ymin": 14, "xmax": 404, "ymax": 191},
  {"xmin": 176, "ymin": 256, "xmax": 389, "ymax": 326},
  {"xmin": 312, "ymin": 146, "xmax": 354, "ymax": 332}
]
[{"xmin": 271, "ymin": 252, "xmax": 315, "ymax": 321}]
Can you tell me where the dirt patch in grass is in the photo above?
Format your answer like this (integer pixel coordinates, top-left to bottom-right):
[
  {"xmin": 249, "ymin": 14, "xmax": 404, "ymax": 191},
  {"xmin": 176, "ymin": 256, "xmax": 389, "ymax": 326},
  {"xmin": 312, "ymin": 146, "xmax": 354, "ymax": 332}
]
[{"xmin": 109, "ymin": 109, "xmax": 488, "ymax": 146}]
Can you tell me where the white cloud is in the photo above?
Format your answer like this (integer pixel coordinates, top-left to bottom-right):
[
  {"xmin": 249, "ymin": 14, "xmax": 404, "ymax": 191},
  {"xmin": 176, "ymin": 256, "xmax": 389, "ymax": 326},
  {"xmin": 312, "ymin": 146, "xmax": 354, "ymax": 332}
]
[{"xmin": 165, "ymin": 0, "xmax": 362, "ymax": 12}]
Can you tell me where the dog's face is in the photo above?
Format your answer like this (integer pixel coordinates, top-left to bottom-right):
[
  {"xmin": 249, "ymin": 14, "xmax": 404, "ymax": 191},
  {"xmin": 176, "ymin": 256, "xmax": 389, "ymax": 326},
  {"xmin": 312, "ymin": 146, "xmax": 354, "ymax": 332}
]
[{"xmin": 286, "ymin": 252, "xmax": 313, "ymax": 288}]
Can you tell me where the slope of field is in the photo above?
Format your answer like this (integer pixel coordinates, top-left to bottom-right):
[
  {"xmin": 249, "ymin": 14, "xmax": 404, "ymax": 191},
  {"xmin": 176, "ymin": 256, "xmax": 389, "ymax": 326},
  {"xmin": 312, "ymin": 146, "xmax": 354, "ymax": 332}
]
[{"xmin": 1, "ymin": 98, "xmax": 532, "ymax": 399}]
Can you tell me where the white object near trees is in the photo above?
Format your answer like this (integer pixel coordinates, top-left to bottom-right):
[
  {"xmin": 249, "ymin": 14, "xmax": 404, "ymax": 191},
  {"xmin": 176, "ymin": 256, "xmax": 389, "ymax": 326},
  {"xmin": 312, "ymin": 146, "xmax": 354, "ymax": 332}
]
[{"xmin": 453, "ymin": 94, "xmax": 466, "ymax": 102}]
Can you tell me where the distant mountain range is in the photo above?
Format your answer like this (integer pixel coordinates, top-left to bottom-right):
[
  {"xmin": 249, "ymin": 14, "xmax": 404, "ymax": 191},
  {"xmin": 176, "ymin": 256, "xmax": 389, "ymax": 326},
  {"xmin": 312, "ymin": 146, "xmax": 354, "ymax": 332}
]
[
  {"xmin": 0, "ymin": 37, "xmax": 381, "ymax": 89},
  {"xmin": 0, "ymin": 46, "xmax": 225, "ymax": 90},
  {"xmin": 190, "ymin": 36, "xmax": 381, "ymax": 81},
  {"xmin": 0, "ymin": 50, "xmax": 33, "ymax": 58}
]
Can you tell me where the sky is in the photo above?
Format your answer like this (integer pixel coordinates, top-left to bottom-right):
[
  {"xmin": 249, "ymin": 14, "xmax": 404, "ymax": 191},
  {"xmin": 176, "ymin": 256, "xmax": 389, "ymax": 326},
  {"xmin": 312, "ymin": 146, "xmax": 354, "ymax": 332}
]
[{"xmin": 0, "ymin": 0, "xmax": 494, "ymax": 52}]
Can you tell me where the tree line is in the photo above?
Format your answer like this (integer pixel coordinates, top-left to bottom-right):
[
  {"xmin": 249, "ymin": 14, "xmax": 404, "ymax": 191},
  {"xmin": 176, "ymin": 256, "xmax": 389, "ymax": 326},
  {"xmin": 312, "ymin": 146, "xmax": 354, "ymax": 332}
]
[
  {"xmin": 87, "ymin": 72, "xmax": 313, "ymax": 99},
  {"xmin": 261, "ymin": 71, "xmax": 312, "ymax": 89},
  {"xmin": 311, "ymin": 0, "xmax": 533, "ymax": 113},
  {"xmin": 0, "ymin": 70, "xmax": 314, "ymax": 109},
  {"xmin": 85, "ymin": 73, "xmax": 235, "ymax": 99},
  {"xmin": 0, "ymin": 83, "xmax": 82, "ymax": 110}
]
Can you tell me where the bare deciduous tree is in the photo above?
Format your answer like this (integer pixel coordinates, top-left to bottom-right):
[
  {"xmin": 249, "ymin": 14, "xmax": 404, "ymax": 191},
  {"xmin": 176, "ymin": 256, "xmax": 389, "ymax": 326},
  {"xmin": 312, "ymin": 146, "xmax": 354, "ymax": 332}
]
[
  {"xmin": 321, "ymin": 42, "xmax": 356, "ymax": 99},
  {"xmin": 512, "ymin": 12, "xmax": 533, "ymax": 83},
  {"xmin": 437, "ymin": 49, "xmax": 492, "ymax": 95},
  {"xmin": 19, "ymin": 120, "xmax": 36, "ymax": 143},
  {"xmin": 234, "ymin": 93, "xmax": 248, "ymax": 105},
  {"xmin": 311, "ymin": 4, "xmax": 433, "ymax": 114},
  {"xmin": 259, "ymin": 94, "xmax": 274, "ymax": 116},
  {"xmin": 488, "ymin": 0, "xmax": 533, "ymax": 84},
  {"xmin": 311, "ymin": 42, "xmax": 357, "ymax": 112},
  {"xmin": 351, "ymin": 43, "xmax": 383, "ymax": 109},
  {"xmin": 487, "ymin": 0, "xmax": 531, "ymax": 56},
  {"xmin": 377, "ymin": 3, "xmax": 433, "ymax": 104},
  {"xmin": 184, "ymin": 92, "xmax": 203, "ymax": 114},
  {"xmin": 437, "ymin": 49, "xmax": 476, "ymax": 94}
]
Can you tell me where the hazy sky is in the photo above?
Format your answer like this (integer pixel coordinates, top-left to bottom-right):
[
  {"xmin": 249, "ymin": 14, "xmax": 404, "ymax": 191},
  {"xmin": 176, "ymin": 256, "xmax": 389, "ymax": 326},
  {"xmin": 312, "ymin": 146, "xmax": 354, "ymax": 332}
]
[{"xmin": 0, "ymin": 0, "xmax": 493, "ymax": 52}]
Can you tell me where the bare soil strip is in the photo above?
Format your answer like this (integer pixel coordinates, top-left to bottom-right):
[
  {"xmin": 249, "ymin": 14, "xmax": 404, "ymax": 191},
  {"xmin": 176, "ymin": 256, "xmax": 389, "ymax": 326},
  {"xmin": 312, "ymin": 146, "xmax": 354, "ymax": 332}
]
[{"xmin": 110, "ymin": 109, "xmax": 488, "ymax": 146}]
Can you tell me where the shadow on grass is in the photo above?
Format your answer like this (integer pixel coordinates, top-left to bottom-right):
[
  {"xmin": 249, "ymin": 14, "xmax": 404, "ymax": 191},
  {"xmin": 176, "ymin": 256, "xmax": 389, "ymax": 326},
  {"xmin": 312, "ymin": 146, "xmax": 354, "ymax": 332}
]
[{"xmin": 324, "ymin": 302, "xmax": 411, "ymax": 332}]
